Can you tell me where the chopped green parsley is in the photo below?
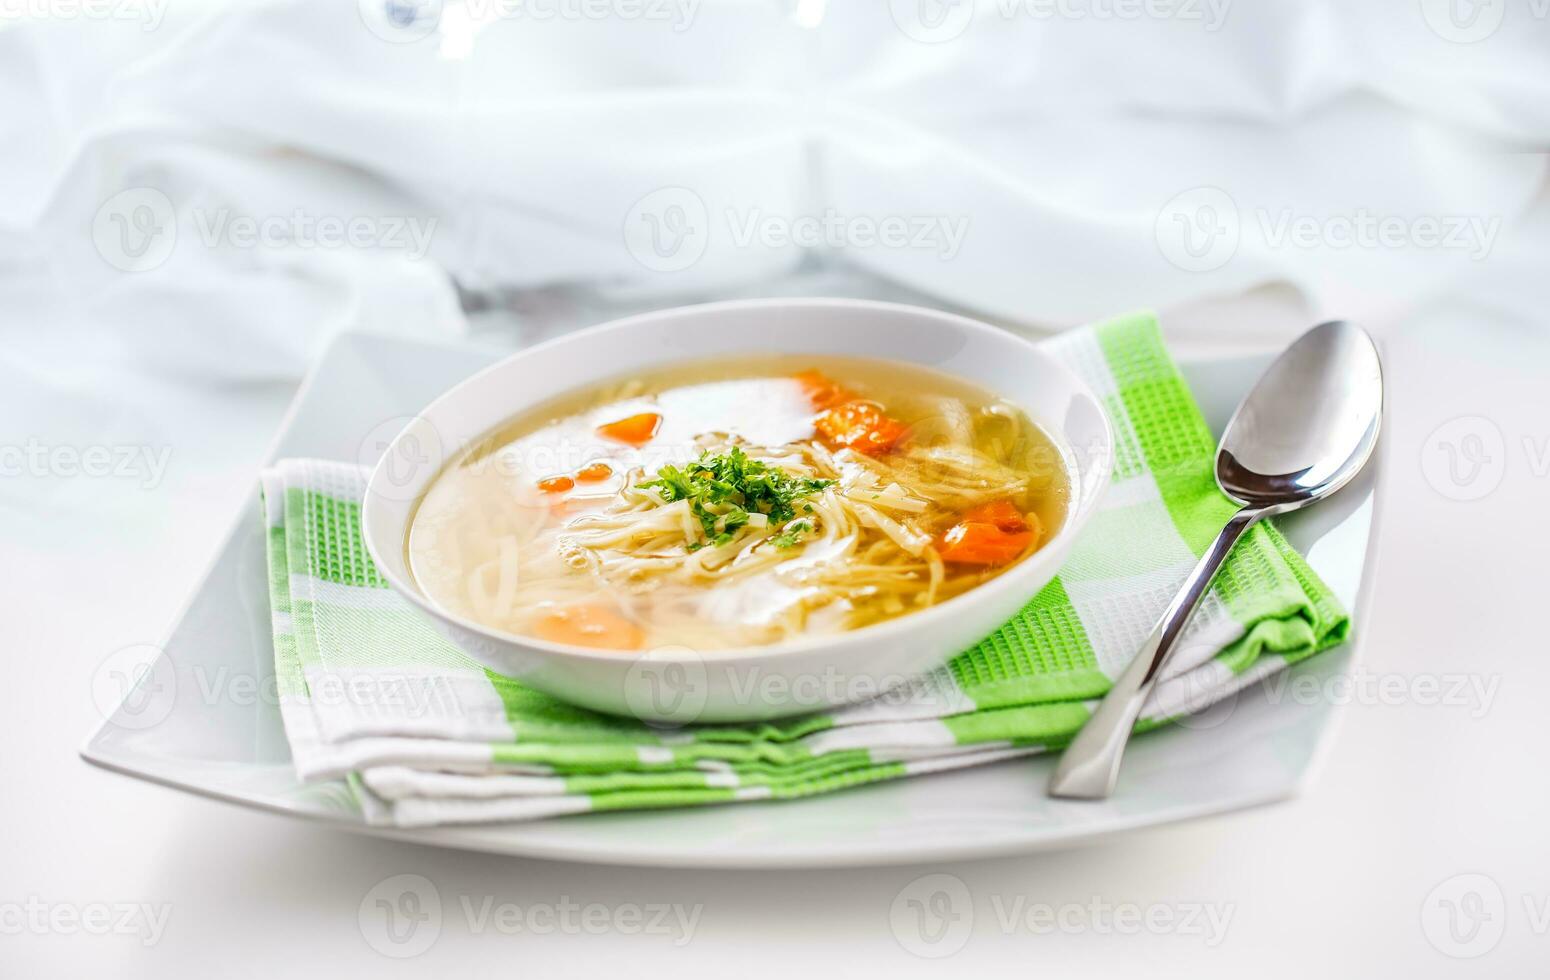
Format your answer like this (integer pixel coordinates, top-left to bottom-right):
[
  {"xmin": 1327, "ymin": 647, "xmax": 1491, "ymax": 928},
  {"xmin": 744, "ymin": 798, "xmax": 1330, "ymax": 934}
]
[
  {"xmin": 639, "ymin": 447, "xmax": 832, "ymax": 549},
  {"xmin": 770, "ymin": 520, "xmax": 813, "ymax": 549}
]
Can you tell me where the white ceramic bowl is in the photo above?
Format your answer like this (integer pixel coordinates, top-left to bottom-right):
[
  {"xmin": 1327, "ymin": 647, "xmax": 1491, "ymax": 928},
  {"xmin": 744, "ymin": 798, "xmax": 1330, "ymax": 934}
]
[{"xmin": 361, "ymin": 298, "xmax": 1112, "ymax": 723}]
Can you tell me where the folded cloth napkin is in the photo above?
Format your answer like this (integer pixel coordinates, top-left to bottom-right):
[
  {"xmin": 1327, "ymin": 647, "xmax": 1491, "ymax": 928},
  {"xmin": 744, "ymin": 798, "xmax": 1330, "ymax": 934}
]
[{"xmin": 259, "ymin": 311, "xmax": 1349, "ymax": 828}]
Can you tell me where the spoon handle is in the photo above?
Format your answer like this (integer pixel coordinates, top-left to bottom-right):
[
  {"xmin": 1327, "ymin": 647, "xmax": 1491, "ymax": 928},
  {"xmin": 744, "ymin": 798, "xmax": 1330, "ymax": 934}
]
[{"xmin": 1048, "ymin": 507, "xmax": 1264, "ymax": 800}]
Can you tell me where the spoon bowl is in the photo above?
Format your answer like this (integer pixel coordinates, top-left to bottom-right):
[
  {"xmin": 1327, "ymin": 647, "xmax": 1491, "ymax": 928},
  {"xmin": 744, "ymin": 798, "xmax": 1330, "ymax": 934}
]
[{"xmin": 1215, "ymin": 320, "xmax": 1383, "ymax": 510}]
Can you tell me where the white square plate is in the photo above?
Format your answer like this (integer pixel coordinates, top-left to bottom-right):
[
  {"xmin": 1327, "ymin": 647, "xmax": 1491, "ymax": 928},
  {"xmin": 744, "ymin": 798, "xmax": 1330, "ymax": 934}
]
[{"xmin": 81, "ymin": 330, "xmax": 1381, "ymax": 868}]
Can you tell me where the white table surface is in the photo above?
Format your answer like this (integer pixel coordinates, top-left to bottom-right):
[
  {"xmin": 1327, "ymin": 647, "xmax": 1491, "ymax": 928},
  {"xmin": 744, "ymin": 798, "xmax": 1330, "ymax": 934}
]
[{"xmin": 5, "ymin": 256, "xmax": 1548, "ymax": 975}]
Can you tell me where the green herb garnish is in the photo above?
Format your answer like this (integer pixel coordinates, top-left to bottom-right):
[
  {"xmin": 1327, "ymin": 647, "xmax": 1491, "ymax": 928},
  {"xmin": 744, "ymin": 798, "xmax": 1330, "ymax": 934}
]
[
  {"xmin": 770, "ymin": 520, "xmax": 813, "ymax": 549},
  {"xmin": 639, "ymin": 447, "xmax": 832, "ymax": 548}
]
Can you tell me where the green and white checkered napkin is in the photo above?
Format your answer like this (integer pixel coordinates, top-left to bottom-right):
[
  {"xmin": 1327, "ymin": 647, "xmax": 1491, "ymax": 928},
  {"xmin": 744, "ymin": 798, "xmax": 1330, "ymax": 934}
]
[{"xmin": 259, "ymin": 311, "xmax": 1349, "ymax": 828}]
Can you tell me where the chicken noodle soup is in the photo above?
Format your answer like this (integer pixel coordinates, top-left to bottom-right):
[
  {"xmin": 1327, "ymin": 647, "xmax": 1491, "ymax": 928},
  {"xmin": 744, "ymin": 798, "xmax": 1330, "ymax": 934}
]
[{"xmin": 407, "ymin": 356, "xmax": 1069, "ymax": 651}]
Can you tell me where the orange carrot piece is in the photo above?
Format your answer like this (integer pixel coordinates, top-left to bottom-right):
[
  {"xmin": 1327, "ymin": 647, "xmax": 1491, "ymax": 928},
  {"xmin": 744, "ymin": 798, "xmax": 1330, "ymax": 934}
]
[
  {"xmin": 795, "ymin": 370, "xmax": 853, "ymax": 410},
  {"xmin": 537, "ymin": 475, "xmax": 575, "ymax": 493},
  {"xmin": 596, "ymin": 412, "xmax": 662, "ymax": 447},
  {"xmin": 937, "ymin": 521, "xmax": 1033, "ymax": 566},
  {"xmin": 575, "ymin": 462, "xmax": 613, "ymax": 482},
  {"xmin": 799, "ymin": 372, "xmax": 907, "ymax": 456},
  {"xmin": 533, "ymin": 603, "xmax": 644, "ymax": 651},
  {"xmin": 961, "ymin": 499, "xmax": 1029, "ymax": 533},
  {"xmin": 813, "ymin": 400, "xmax": 908, "ymax": 456}
]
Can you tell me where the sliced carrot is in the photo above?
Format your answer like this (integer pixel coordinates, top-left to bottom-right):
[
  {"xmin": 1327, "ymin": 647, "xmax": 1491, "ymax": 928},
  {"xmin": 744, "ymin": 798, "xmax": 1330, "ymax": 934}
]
[
  {"xmin": 795, "ymin": 369, "xmax": 853, "ymax": 410},
  {"xmin": 537, "ymin": 475, "xmax": 575, "ymax": 493},
  {"xmin": 576, "ymin": 462, "xmax": 613, "ymax": 482},
  {"xmin": 798, "ymin": 372, "xmax": 907, "ymax": 456},
  {"xmin": 814, "ymin": 400, "xmax": 908, "ymax": 456},
  {"xmin": 962, "ymin": 499, "xmax": 1029, "ymax": 534},
  {"xmin": 937, "ymin": 521, "xmax": 1034, "ymax": 566},
  {"xmin": 596, "ymin": 412, "xmax": 662, "ymax": 447},
  {"xmin": 533, "ymin": 603, "xmax": 644, "ymax": 651}
]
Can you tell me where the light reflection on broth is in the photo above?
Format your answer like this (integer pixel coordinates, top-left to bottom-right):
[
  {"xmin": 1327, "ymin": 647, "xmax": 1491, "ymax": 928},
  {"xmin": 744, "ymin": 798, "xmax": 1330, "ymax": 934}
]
[{"xmin": 407, "ymin": 356, "xmax": 1069, "ymax": 652}]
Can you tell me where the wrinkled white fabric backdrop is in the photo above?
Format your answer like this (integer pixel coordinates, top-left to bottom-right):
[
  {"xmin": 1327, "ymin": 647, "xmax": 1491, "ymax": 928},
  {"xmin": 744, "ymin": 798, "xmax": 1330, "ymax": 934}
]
[{"xmin": 2, "ymin": 0, "xmax": 1547, "ymax": 386}]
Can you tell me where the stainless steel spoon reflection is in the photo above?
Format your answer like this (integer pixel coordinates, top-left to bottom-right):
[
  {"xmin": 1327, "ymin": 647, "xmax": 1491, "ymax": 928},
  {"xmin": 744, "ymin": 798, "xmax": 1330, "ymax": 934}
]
[{"xmin": 1048, "ymin": 320, "xmax": 1383, "ymax": 800}]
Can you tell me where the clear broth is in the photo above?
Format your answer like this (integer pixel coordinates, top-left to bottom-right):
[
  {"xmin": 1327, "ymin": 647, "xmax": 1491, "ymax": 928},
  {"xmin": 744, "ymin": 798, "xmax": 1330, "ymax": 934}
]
[{"xmin": 407, "ymin": 355, "xmax": 1069, "ymax": 651}]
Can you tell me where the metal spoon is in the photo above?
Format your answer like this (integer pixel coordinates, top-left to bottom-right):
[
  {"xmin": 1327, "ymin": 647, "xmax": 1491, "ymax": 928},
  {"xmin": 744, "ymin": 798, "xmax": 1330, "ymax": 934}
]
[{"xmin": 1048, "ymin": 320, "xmax": 1383, "ymax": 800}]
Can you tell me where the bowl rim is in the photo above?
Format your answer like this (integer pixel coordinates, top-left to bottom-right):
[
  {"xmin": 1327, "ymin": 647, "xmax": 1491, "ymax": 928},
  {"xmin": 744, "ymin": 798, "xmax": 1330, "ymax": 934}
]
[{"xmin": 361, "ymin": 296, "xmax": 1114, "ymax": 666}]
